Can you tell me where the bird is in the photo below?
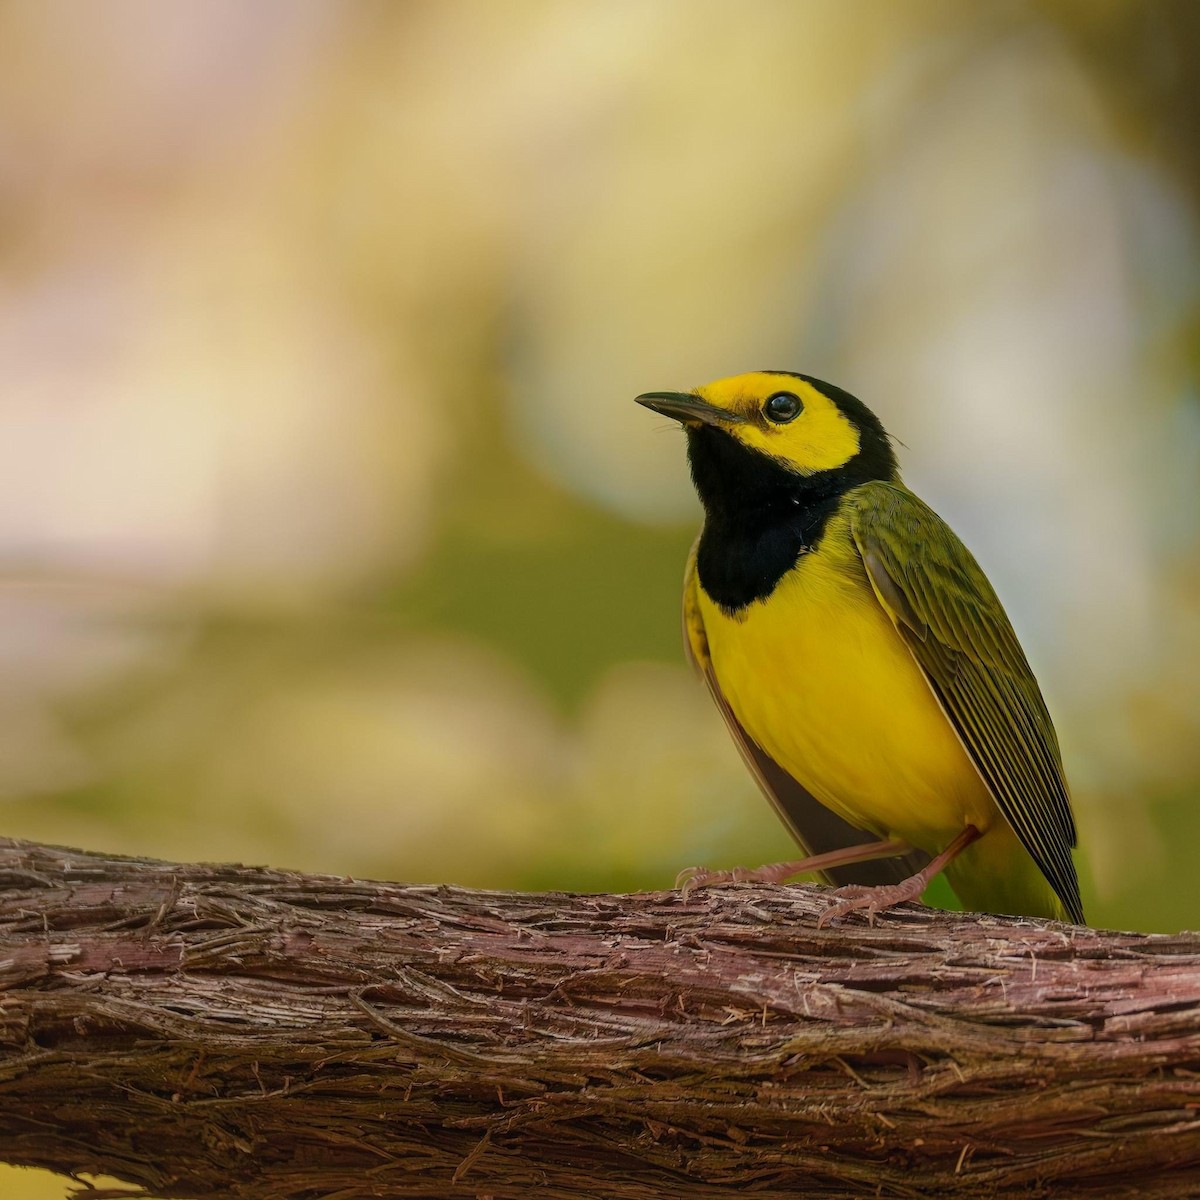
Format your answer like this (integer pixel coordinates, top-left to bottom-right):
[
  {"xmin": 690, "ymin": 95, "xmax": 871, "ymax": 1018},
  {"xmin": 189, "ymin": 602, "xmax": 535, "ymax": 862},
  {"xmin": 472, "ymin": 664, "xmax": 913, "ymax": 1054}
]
[{"xmin": 636, "ymin": 370, "xmax": 1083, "ymax": 925}]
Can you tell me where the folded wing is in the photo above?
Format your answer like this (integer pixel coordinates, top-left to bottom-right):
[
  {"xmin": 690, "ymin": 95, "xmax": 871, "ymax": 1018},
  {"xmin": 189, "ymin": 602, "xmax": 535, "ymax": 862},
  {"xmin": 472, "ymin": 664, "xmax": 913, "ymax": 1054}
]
[{"xmin": 848, "ymin": 483, "xmax": 1083, "ymax": 923}]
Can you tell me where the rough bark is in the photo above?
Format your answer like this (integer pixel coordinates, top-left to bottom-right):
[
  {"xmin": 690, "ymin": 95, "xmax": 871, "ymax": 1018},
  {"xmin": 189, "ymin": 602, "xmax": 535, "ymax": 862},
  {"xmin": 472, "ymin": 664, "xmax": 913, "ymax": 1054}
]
[{"xmin": 0, "ymin": 839, "xmax": 1198, "ymax": 1199}]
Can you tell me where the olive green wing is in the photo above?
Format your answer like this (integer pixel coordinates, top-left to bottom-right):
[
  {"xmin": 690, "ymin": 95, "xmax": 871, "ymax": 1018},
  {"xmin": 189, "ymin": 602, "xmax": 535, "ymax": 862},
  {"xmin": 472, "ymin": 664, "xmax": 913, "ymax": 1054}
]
[
  {"xmin": 848, "ymin": 482, "xmax": 1083, "ymax": 923},
  {"xmin": 684, "ymin": 539, "xmax": 928, "ymax": 887}
]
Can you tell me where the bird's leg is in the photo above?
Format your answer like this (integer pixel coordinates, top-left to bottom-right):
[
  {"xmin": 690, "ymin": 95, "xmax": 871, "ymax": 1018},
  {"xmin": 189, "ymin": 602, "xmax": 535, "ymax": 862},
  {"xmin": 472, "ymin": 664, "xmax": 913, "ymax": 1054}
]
[
  {"xmin": 818, "ymin": 824, "xmax": 981, "ymax": 927},
  {"xmin": 676, "ymin": 838, "xmax": 913, "ymax": 898}
]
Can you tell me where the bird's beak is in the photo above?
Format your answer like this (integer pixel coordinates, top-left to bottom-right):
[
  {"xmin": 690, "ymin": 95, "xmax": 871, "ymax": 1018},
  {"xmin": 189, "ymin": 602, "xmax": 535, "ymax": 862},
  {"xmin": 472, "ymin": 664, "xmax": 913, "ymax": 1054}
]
[{"xmin": 635, "ymin": 391, "xmax": 745, "ymax": 427}]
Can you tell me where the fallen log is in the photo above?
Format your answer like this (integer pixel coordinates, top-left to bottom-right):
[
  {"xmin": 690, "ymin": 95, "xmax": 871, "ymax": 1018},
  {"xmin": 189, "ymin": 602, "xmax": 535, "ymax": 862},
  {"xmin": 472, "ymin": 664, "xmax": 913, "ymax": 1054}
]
[{"xmin": 0, "ymin": 837, "xmax": 1197, "ymax": 1198}]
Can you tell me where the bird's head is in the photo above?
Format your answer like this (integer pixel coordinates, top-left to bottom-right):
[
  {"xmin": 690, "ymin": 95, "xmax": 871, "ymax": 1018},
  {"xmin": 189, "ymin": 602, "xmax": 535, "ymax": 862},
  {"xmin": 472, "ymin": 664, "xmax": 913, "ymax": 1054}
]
[{"xmin": 636, "ymin": 370, "xmax": 898, "ymax": 517}]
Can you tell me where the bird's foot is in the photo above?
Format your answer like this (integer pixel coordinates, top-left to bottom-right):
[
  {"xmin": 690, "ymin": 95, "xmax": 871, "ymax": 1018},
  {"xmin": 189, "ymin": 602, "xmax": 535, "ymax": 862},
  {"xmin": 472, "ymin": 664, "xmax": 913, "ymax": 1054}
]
[
  {"xmin": 817, "ymin": 878, "xmax": 928, "ymax": 928},
  {"xmin": 816, "ymin": 826, "xmax": 982, "ymax": 927},
  {"xmin": 676, "ymin": 860, "xmax": 810, "ymax": 898},
  {"xmin": 676, "ymin": 840, "xmax": 917, "ymax": 900}
]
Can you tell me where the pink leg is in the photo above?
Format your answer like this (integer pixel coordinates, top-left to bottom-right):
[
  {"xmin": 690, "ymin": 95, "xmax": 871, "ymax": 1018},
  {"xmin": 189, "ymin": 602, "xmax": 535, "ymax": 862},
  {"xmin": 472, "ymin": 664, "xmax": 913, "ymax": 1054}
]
[
  {"xmin": 677, "ymin": 839, "xmax": 913, "ymax": 897},
  {"xmin": 817, "ymin": 825, "xmax": 982, "ymax": 927}
]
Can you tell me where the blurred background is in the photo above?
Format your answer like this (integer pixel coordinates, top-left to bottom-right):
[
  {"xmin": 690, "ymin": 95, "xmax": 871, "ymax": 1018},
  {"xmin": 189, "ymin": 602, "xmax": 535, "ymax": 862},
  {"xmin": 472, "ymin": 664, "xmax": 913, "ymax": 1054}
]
[{"xmin": 2, "ymin": 0, "xmax": 1199, "ymax": 1192}]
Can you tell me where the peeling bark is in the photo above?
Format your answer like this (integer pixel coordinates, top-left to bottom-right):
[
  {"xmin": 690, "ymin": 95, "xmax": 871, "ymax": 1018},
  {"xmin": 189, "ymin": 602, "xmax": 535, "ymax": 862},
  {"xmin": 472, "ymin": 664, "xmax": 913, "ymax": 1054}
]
[{"xmin": 0, "ymin": 837, "xmax": 1198, "ymax": 1198}]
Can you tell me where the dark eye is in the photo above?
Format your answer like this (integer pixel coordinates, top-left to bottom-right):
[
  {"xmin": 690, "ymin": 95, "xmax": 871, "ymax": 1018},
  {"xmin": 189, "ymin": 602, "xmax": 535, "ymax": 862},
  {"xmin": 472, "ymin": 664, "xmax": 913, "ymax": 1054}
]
[{"xmin": 763, "ymin": 391, "xmax": 802, "ymax": 423}]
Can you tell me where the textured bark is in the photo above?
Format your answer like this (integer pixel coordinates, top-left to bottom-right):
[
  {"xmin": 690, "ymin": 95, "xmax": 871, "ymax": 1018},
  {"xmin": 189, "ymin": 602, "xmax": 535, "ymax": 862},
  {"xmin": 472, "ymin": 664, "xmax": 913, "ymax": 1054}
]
[{"xmin": 0, "ymin": 839, "xmax": 1198, "ymax": 1199}]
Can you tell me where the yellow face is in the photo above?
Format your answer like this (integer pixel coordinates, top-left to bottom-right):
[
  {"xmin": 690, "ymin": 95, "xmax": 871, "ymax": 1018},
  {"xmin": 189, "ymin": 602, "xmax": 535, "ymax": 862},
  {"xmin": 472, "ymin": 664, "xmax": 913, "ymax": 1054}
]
[{"xmin": 691, "ymin": 371, "xmax": 862, "ymax": 476}]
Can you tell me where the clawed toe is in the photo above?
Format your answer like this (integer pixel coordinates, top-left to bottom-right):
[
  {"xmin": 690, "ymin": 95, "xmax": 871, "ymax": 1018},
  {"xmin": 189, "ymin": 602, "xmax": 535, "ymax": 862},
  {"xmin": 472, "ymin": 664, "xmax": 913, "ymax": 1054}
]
[
  {"xmin": 675, "ymin": 865, "xmax": 757, "ymax": 897},
  {"xmin": 676, "ymin": 859, "xmax": 811, "ymax": 898},
  {"xmin": 675, "ymin": 865, "xmax": 716, "ymax": 897},
  {"xmin": 818, "ymin": 881, "xmax": 925, "ymax": 928}
]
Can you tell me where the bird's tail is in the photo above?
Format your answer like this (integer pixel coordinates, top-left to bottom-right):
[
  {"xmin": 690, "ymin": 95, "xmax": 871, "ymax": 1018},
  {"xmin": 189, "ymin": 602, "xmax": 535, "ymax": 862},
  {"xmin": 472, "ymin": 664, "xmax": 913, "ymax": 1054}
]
[{"xmin": 944, "ymin": 820, "xmax": 1075, "ymax": 923}]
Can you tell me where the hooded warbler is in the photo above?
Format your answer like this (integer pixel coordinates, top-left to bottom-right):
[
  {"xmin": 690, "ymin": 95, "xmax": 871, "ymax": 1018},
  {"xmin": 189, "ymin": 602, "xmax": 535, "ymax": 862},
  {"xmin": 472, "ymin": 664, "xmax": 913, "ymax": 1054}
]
[{"xmin": 637, "ymin": 371, "xmax": 1083, "ymax": 924}]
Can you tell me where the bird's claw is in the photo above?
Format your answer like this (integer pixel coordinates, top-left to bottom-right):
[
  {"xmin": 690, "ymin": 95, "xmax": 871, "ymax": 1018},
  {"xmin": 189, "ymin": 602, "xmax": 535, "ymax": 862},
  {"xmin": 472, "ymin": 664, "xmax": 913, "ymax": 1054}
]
[
  {"xmin": 675, "ymin": 865, "xmax": 732, "ymax": 898},
  {"xmin": 676, "ymin": 859, "xmax": 810, "ymax": 899},
  {"xmin": 818, "ymin": 881, "xmax": 926, "ymax": 928}
]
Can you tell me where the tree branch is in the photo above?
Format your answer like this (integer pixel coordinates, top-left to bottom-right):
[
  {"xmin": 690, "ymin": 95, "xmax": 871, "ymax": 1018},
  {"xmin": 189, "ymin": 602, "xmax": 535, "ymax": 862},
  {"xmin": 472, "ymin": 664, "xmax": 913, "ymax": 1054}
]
[{"xmin": 0, "ymin": 838, "xmax": 1198, "ymax": 1198}]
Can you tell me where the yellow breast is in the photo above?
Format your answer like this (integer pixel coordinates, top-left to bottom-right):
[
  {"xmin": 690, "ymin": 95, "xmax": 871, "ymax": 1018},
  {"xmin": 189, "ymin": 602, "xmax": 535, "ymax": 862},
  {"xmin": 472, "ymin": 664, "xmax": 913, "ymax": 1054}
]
[{"xmin": 698, "ymin": 511, "xmax": 998, "ymax": 851}]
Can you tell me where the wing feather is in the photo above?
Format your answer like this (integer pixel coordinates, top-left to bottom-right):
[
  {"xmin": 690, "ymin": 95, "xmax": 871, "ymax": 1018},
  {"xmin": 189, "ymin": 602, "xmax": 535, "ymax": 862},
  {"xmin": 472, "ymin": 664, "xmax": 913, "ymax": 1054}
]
[{"xmin": 848, "ymin": 482, "xmax": 1083, "ymax": 923}]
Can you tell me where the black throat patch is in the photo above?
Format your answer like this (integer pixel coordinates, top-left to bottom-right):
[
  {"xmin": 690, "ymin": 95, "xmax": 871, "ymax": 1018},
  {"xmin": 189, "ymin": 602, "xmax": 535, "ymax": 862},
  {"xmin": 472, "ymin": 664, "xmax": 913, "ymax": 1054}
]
[{"xmin": 686, "ymin": 377, "xmax": 898, "ymax": 614}]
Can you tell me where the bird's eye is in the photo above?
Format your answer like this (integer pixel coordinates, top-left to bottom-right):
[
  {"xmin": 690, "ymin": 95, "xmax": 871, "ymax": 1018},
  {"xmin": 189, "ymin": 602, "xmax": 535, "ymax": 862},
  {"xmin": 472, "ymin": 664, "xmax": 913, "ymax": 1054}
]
[{"xmin": 763, "ymin": 391, "xmax": 802, "ymax": 424}]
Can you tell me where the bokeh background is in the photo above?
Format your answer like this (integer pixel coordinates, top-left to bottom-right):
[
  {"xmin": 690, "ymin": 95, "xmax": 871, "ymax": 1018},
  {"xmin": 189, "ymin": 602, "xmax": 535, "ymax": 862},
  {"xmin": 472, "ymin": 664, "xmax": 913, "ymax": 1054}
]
[{"xmin": 2, "ymin": 1, "xmax": 1199, "ymax": 1194}]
